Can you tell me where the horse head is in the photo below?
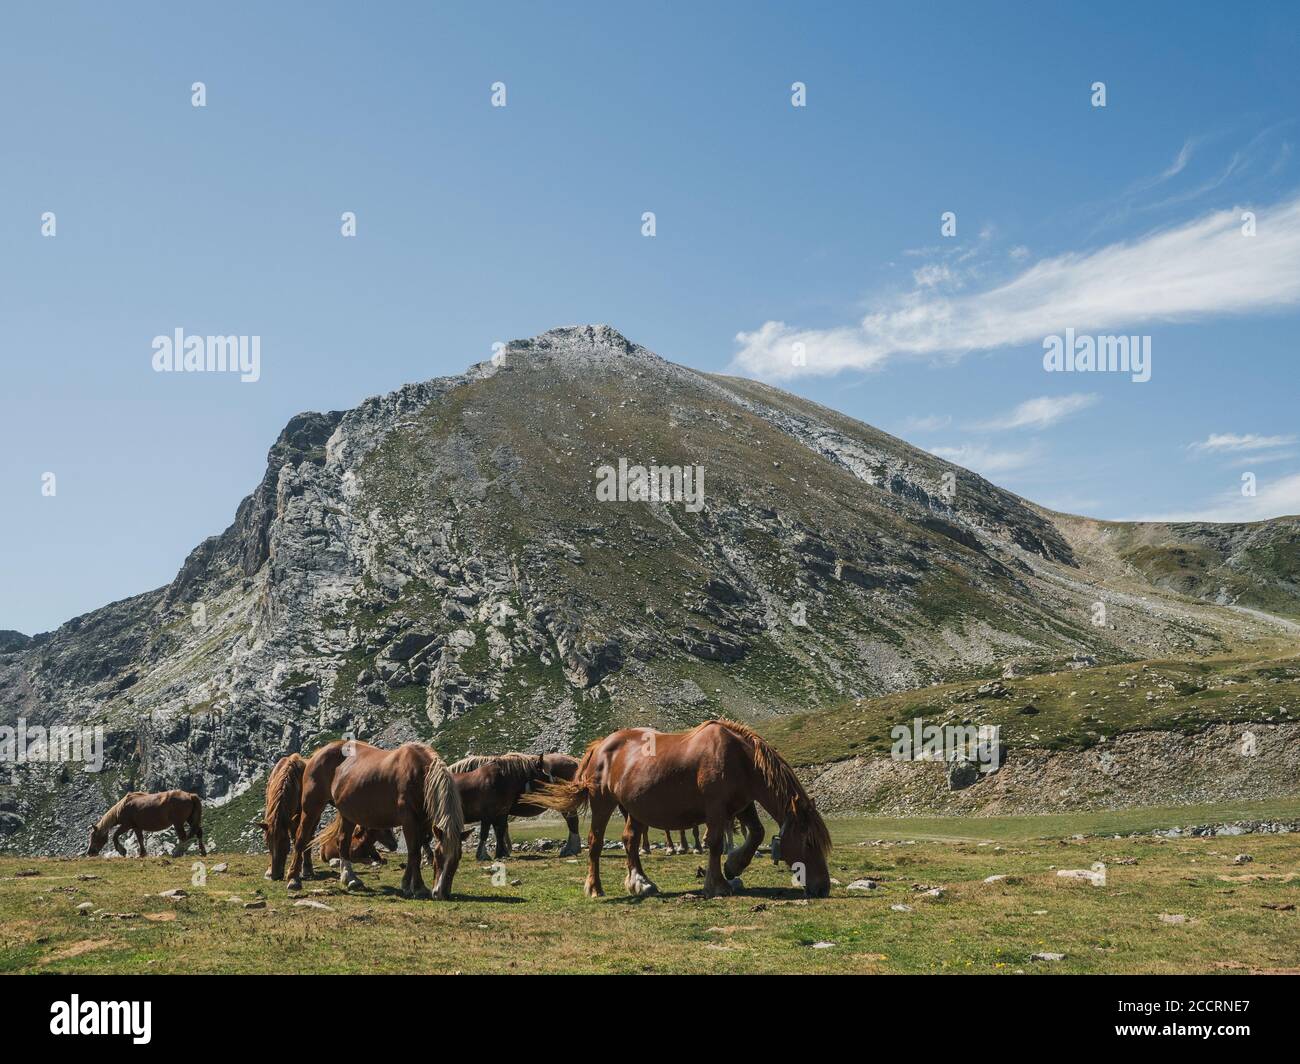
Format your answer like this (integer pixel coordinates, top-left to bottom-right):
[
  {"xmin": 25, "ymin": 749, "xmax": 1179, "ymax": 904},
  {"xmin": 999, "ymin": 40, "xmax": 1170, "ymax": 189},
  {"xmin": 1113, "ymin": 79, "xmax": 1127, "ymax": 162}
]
[
  {"xmin": 86, "ymin": 823, "xmax": 109, "ymax": 856},
  {"xmin": 778, "ymin": 809, "xmax": 831, "ymax": 898}
]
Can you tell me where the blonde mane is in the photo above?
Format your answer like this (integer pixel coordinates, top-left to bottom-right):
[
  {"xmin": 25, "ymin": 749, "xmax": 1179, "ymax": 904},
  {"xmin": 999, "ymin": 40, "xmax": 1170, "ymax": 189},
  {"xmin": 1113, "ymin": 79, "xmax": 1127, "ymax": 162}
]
[
  {"xmin": 265, "ymin": 753, "xmax": 304, "ymax": 836},
  {"xmin": 706, "ymin": 719, "xmax": 831, "ymax": 858},
  {"xmin": 449, "ymin": 752, "xmax": 545, "ymax": 788},
  {"xmin": 422, "ymin": 745, "xmax": 466, "ymax": 846}
]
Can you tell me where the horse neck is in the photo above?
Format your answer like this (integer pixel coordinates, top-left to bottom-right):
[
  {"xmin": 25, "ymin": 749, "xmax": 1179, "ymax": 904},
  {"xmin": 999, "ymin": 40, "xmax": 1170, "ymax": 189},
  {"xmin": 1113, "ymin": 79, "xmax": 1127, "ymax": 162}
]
[{"xmin": 96, "ymin": 806, "xmax": 121, "ymax": 832}]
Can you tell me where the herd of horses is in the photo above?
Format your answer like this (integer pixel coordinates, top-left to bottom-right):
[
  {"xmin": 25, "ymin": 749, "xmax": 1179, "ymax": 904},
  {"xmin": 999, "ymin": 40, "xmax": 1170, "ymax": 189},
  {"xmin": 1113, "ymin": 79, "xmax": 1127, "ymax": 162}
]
[{"xmin": 86, "ymin": 719, "xmax": 832, "ymax": 900}]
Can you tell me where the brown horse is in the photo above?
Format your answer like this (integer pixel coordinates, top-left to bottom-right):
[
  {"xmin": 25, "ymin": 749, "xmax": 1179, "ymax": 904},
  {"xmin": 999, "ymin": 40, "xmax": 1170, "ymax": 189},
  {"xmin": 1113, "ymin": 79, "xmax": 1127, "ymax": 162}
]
[
  {"xmin": 532, "ymin": 720, "xmax": 831, "ymax": 898},
  {"xmin": 87, "ymin": 790, "xmax": 206, "ymax": 858},
  {"xmin": 285, "ymin": 740, "xmax": 465, "ymax": 899},
  {"xmin": 315, "ymin": 817, "xmax": 399, "ymax": 865},
  {"xmin": 449, "ymin": 752, "xmax": 556, "ymax": 861},
  {"xmin": 255, "ymin": 753, "xmax": 312, "ymax": 881}
]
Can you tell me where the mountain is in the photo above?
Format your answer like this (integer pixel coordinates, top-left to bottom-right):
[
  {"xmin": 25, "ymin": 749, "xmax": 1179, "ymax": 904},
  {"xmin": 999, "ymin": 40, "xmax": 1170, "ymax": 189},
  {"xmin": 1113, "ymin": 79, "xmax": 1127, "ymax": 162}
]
[{"xmin": 2, "ymin": 325, "xmax": 1297, "ymax": 853}]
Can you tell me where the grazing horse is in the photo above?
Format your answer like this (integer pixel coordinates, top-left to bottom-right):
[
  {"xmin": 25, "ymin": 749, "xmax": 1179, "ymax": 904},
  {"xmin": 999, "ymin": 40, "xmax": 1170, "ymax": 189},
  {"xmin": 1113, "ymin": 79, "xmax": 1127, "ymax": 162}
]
[
  {"xmin": 532, "ymin": 720, "xmax": 831, "ymax": 899},
  {"xmin": 510, "ymin": 752, "xmax": 583, "ymax": 856},
  {"xmin": 255, "ymin": 753, "xmax": 312, "ymax": 881},
  {"xmin": 315, "ymin": 817, "xmax": 399, "ymax": 865},
  {"xmin": 87, "ymin": 790, "xmax": 206, "ymax": 858},
  {"xmin": 285, "ymin": 740, "xmax": 464, "ymax": 899},
  {"xmin": 449, "ymin": 752, "xmax": 562, "ymax": 860}
]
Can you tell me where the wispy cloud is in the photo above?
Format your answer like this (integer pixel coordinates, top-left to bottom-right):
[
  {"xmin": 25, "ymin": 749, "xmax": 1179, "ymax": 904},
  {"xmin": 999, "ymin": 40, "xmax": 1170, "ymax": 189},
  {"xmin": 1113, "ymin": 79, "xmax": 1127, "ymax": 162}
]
[
  {"xmin": 925, "ymin": 442, "xmax": 1041, "ymax": 476},
  {"xmin": 1139, "ymin": 471, "xmax": 1300, "ymax": 522},
  {"xmin": 978, "ymin": 393, "xmax": 1098, "ymax": 431},
  {"xmin": 734, "ymin": 194, "xmax": 1300, "ymax": 380},
  {"xmin": 902, "ymin": 413, "xmax": 952, "ymax": 432},
  {"xmin": 1188, "ymin": 432, "xmax": 1297, "ymax": 454}
]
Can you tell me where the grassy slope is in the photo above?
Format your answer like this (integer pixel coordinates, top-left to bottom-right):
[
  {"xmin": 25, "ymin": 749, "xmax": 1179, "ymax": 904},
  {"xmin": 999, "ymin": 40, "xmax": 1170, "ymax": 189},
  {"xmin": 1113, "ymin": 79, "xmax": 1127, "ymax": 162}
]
[
  {"xmin": 3, "ymin": 803, "xmax": 1298, "ymax": 974},
  {"xmin": 762, "ymin": 640, "xmax": 1300, "ymax": 766}
]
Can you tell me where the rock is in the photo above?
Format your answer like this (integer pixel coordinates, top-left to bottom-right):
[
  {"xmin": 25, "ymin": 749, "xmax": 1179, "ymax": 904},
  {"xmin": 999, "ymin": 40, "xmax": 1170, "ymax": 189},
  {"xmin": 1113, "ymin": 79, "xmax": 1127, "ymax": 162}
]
[
  {"xmin": 158, "ymin": 888, "xmax": 188, "ymax": 900},
  {"xmin": 983, "ymin": 874, "xmax": 1009, "ymax": 883},
  {"xmin": 1233, "ymin": 854, "xmax": 1253, "ymax": 865},
  {"xmin": 890, "ymin": 904, "xmax": 914, "ymax": 912},
  {"xmin": 1031, "ymin": 952, "xmax": 1065, "ymax": 962},
  {"xmin": 1158, "ymin": 913, "xmax": 1188, "ymax": 925},
  {"xmin": 76, "ymin": 902, "xmax": 95, "ymax": 913},
  {"xmin": 294, "ymin": 899, "xmax": 333, "ymax": 910},
  {"xmin": 947, "ymin": 758, "xmax": 982, "ymax": 791},
  {"xmin": 846, "ymin": 878, "xmax": 878, "ymax": 891},
  {"xmin": 810, "ymin": 941, "xmax": 836, "ymax": 949},
  {"xmin": 1057, "ymin": 867, "xmax": 1106, "ymax": 886},
  {"xmin": 209, "ymin": 862, "xmax": 229, "ymax": 873},
  {"xmin": 244, "ymin": 899, "xmax": 267, "ymax": 910}
]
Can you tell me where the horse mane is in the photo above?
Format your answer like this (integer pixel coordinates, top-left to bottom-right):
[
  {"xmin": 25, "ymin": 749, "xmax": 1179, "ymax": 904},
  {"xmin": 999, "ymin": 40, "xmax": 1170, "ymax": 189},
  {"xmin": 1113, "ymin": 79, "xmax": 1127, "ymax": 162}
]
[
  {"xmin": 705, "ymin": 719, "xmax": 831, "ymax": 858},
  {"xmin": 449, "ymin": 752, "xmax": 543, "ymax": 787},
  {"xmin": 421, "ymin": 745, "xmax": 465, "ymax": 844},
  {"xmin": 265, "ymin": 754, "xmax": 304, "ymax": 835},
  {"xmin": 96, "ymin": 792, "xmax": 143, "ymax": 832}
]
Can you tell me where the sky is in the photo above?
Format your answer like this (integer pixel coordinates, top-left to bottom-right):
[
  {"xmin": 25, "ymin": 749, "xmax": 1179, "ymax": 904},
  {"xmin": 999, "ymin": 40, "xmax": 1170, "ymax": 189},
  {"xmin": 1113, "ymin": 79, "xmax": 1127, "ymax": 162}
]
[{"xmin": 2, "ymin": 1, "xmax": 1299, "ymax": 635}]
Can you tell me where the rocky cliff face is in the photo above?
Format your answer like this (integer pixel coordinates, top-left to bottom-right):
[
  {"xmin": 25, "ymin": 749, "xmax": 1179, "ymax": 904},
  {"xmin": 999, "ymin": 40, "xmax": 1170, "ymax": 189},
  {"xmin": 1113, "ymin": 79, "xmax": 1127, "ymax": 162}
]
[{"xmin": 2, "ymin": 325, "xmax": 1295, "ymax": 853}]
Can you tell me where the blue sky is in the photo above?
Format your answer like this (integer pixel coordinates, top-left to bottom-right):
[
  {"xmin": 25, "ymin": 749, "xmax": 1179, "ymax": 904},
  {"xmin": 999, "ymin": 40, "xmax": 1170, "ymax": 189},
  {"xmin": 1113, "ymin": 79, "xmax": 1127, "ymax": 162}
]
[{"xmin": 3, "ymin": 1, "xmax": 1299, "ymax": 635}]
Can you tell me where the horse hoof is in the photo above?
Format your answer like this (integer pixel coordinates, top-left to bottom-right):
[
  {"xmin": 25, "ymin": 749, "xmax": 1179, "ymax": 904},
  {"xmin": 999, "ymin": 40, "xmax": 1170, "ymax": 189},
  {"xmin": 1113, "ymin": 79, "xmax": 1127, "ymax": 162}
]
[
  {"xmin": 286, "ymin": 878, "xmax": 302, "ymax": 892},
  {"xmin": 584, "ymin": 882, "xmax": 604, "ymax": 899},
  {"xmin": 343, "ymin": 876, "xmax": 364, "ymax": 891},
  {"xmin": 413, "ymin": 887, "xmax": 433, "ymax": 900},
  {"xmin": 727, "ymin": 877, "xmax": 744, "ymax": 892},
  {"xmin": 264, "ymin": 869, "xmax": 273, "ymax": 880}
]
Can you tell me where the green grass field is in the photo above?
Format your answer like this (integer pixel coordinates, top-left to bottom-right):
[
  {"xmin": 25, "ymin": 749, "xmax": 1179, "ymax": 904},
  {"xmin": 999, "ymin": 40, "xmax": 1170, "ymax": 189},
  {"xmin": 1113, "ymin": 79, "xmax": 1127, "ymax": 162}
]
[{"xmin": 4, "ymin": 801, "xmax": 1298, "ymax": 974}]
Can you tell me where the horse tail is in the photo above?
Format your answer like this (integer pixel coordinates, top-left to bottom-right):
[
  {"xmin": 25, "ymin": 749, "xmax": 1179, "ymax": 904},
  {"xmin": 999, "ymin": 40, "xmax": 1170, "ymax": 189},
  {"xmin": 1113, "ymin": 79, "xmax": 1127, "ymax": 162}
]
[
  {"xmin": 526, "ymin": 780, "xmax": 590, "ymax": 815},
  {"xmin": 421, "ymin": 747, "xmax": 465, "ymax": 862},
  {"xmin": 310, "ymin": 816, "xmax": 344, "ymax": 857},
  {"xmin": 529, "ymin": 736, "xmax": 601, "ymax": 814},
  {"xmin": 188, "ymin": 794, "xmax": 203, "ymax": 837}
]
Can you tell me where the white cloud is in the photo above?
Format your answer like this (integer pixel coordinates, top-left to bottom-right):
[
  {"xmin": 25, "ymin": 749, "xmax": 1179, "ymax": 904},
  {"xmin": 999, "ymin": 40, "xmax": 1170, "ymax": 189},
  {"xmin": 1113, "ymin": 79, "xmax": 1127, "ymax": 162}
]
[
  {"xmin": 734, "ymin": 195, "xmax": 1300, "ymax": 380},
  {"xmin": 978, "ymin": 393, "xmax": 1098, "ymax": 431},
  {"xmin": 1188, "ymin": 432, "xmax": 1297, "ymax": 454},
  {"xmin": 903, "ymin": 413, "xmax": 952, "ymax": 432},
  {"xmin": 1138, "ymin": 471, "xmax": 1300, "ymax": 522},
  {"xmin": 925, "ymin": 442, "xmax": 1040, "ymax": 476}
]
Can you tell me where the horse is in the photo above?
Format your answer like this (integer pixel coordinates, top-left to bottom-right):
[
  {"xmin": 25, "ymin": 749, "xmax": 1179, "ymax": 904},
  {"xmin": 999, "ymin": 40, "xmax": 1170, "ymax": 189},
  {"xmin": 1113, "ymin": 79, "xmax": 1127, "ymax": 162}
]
[
  {"xmin": 87, "ymin": 790, "xmax": 206, "ymax": 858},
  {"xmin": 531, "ymin": 720, "xmax": 831, "ymax": 899},
  {"xmin": 285, "ymin": 740, "xmax": 465, "ymax": 899},
  {"xmin": 315, "ymin": 817, "xmax": 399, "ymax": 865},
  {"xmin": 449, "ymin": 752, "xmax": 578, "ymax": 860},
  {"xmin": 254, "ymin": 753, "xmax": 312, "ymax": 881}
]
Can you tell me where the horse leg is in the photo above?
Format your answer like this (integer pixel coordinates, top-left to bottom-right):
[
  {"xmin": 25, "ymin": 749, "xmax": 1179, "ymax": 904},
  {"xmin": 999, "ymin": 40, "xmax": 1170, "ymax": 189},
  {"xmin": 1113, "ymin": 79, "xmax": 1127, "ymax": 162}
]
[
  {"xmin": 494, "ymin": 816, "xmax": 511, "ymax": 860},
  {"xmin": 693, "ymin": 825, "xmax": 703, "ymax": 854},
  {"xmin": 701, "ymin": 815, "xmax": 733, "ymax": 898},
  {"xmin": 559, "ymin": 813, "xmax": 582, "ymax": 856},
  {"xmin": 286, "ymin": 780, "xmax": 328, "ymax": 891},
  {"xmin": 584, "ymin": 797, "xmax": 613, "ymax": 898},
  {"xmin": 724, "ymin": 802, "xmax": 764, "ymax": 881},
  {"xmin": 134, "ymin": 828, "xmax": 147, "ymax": 857},
  {"xmin": 400, "ymin": 821, "xmax": 429, "ymax": 899},
  {"xmin": 112, "ymin": 826, "xmax": 128, "ymax": 857},
  {"xmin": 622, "ymin": 818, "xmax": 658, "ymax": 897},
  {"xmin": 336, "ymin": 816, "xmax": 364, "ymax": 890},
  {"xmin": 679, "ymin": 830, "xmax": 689, "ymax": 853},
  {"xmin": 474, "ymin": 820, "xmax": 492, "ymax": 862}
]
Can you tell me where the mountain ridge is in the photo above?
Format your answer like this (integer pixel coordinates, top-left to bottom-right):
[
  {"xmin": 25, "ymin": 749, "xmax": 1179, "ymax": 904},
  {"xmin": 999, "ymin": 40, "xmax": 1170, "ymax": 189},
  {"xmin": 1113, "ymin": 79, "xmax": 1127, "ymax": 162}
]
[{"xmin": 2, "ymin": 325, "xmax": 1297, "ymax": 853}]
